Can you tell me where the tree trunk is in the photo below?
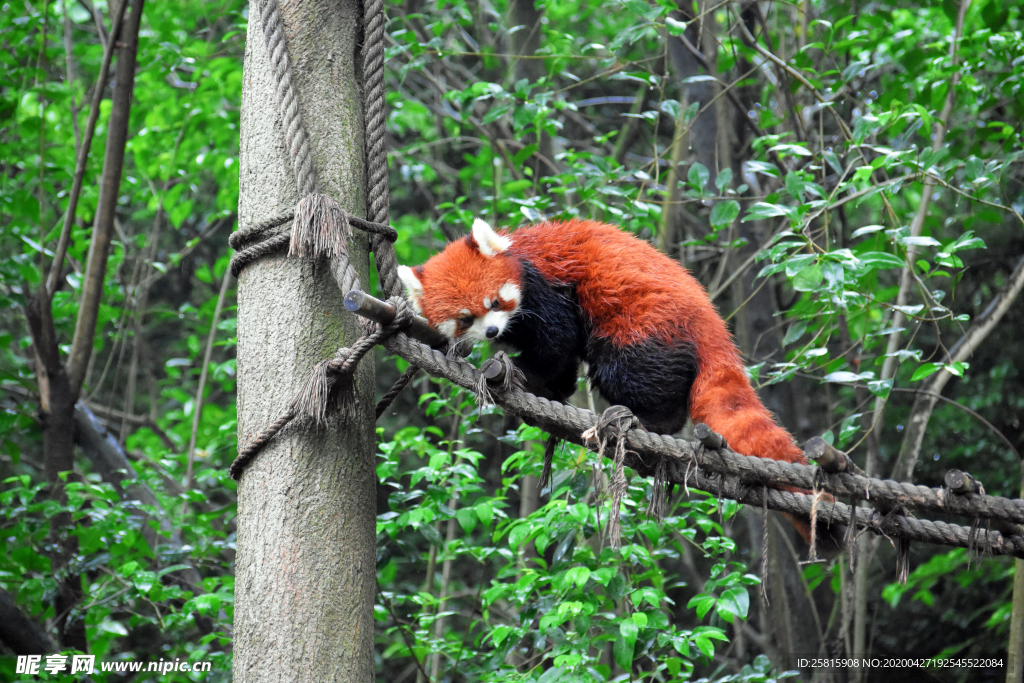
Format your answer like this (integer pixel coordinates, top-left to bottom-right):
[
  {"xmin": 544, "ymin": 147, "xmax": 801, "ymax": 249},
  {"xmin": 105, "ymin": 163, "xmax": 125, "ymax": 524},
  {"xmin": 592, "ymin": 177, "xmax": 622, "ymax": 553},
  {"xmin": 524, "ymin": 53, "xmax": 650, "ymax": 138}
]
[
  {"xmin": 1008, "ymin": 465, "xmax": 1024, "ymax": 683},
  {"xmin": 233, "ymin": 1, "xmax": 376, "ymax": 681},
  {"xmin": 23, "ymin": 0, "xmax": 145, "ymax": 651}
]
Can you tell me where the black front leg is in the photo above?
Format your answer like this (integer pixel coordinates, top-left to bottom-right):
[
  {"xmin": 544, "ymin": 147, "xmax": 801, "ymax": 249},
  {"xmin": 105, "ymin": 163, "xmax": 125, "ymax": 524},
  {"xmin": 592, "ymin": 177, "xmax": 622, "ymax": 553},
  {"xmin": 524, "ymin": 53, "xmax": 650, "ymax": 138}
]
[
  {"xmin": 512, "ymin": 352, "xmax": 580, "ymax": 402},
  {"xmin": 498, "ymin": 261, "xmax": 587, "ymax": 402}
]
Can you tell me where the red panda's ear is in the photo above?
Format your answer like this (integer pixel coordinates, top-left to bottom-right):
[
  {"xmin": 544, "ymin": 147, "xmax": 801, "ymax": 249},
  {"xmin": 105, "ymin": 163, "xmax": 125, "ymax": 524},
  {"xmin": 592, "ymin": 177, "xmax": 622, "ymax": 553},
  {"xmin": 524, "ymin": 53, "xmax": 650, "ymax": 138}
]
[
  {"xmin": 471, "ymin": 218, "xmax": 512, "ymax": 258},
  {"xmin": 397, "ymin": 265, "xmax": 424, "ymax": 314}
]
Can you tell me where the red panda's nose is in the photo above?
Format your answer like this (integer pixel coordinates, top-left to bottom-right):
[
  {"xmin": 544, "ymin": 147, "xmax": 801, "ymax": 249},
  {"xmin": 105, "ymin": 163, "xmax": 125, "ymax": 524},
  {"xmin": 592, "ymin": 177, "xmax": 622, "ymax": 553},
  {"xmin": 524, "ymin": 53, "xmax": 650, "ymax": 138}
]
[{"xmin": 485, "ymin": 326, "xmax": 499, "ymax": 339}]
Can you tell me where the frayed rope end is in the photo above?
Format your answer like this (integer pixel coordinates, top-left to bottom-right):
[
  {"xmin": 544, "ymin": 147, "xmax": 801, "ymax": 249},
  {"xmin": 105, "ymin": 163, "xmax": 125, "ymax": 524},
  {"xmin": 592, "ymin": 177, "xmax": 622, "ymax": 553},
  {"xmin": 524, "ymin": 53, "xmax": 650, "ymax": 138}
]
[{"xmin": 289, "ymin": 193, "xmax": 351, "ymax": 260}]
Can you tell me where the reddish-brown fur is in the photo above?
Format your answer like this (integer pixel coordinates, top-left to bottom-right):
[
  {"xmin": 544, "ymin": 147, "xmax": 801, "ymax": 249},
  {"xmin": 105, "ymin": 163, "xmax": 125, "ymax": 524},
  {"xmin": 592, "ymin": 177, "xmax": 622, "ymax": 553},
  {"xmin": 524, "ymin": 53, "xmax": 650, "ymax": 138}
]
[
  {"xmin": 412, "ymin": 238, "xmax": 522, "ymax": 337},
  {"xmin": 415, "ymin": 219, "xmax": 822, "ymax": 543},
  {"xmin": 509, "ymin": 220, "xmax": 807, "ymax": 460}
]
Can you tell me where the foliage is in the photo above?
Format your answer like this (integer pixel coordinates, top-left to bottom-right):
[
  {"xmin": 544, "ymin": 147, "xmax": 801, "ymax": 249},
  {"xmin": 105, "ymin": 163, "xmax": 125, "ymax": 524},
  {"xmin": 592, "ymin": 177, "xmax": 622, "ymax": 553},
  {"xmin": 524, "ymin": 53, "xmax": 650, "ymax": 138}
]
[
  {"xmin": 0, "ymin": 0, "xmax": 1022, "ymax": 680},
  {"xmin": 376, "ymin": 380, "xmax": 761, "ymax": 680},
  {"xmin": 1, "ymin": 0, "xmax": 242, "ymax": 679}
]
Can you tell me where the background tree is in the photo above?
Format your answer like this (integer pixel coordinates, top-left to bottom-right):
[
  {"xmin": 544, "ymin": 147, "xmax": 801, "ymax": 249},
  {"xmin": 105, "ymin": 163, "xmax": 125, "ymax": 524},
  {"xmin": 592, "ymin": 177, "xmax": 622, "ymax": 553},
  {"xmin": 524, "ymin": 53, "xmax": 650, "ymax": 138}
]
[{"xmin": 1, "ymin": 0, "xmax": 1022, "ymax": 681}]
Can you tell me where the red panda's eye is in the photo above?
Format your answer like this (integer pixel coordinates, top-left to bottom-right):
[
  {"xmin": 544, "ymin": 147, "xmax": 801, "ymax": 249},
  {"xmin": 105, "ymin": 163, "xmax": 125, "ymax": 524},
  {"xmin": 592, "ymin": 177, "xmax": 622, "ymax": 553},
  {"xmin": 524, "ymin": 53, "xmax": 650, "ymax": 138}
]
[
  {"xmin": 460, "ymin": 315, "xmax": 474, "ymax": 326},
  {"xmin": 491, "ymin": 299, "xmax": 500, "ymax": 310}
]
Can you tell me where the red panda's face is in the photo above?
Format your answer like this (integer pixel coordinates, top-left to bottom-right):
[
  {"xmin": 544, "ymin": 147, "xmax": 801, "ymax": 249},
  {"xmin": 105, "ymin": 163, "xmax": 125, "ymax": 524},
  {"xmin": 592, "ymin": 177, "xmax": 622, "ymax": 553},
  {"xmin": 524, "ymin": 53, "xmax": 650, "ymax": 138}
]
[{"xmin": 398, "ymin": 219, "xmax": 523, "ymax": 342}]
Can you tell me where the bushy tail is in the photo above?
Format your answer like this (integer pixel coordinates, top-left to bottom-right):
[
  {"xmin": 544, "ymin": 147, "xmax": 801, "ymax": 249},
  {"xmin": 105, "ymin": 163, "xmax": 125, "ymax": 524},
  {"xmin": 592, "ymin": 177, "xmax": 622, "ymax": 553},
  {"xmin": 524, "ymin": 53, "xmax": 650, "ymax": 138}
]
[{"xmin": 690, "ymin": 362, "xmax": 845, "ymax": 558}]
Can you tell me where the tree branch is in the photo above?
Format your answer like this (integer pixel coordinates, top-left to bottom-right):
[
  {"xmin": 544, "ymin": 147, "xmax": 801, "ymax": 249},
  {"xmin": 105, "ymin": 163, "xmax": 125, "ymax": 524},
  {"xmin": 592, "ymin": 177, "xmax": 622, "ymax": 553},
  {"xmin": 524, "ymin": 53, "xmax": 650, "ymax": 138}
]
[
  {"xmin": 185, "ymin": 271, "xmax": 233, "ymax": 489},
  {"xmin": 66, "ymin": 0, "xmax": 145, "ymax": 397},
  {"xmin": 891, "ymin": 253, "xmax": 1024, "ymax": 482},
  {"xmin": 0, "ymin": 588, "xmax": 56, "ymax": 655},
  {"xmin": 871, "ymin": 0, "xmax": 969, "ymax": 479},
  {"xmin": 44, "ymin": 0, "xmax": 129, "ymax": 298}
]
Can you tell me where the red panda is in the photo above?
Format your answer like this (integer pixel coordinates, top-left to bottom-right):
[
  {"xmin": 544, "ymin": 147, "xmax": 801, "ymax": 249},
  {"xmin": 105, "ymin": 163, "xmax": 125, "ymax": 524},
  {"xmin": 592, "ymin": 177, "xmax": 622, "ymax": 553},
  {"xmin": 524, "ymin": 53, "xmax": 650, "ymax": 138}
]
[{"xmin": 399, "ymin": 218, "xmax": 842, "ymax": 554}]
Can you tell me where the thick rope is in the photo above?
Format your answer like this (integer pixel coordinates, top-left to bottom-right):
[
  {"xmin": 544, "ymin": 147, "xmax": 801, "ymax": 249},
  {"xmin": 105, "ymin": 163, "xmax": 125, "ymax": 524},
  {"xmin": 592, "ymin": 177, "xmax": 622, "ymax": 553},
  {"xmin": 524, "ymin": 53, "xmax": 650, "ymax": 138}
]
[
  {"xmin": 379, "ymin": 330, "xmax": 1024, "ymax": 559},
  {"xmin": 376, "ymin": 365, "xmax": 419, "ymax": 419},
  {"xmin": 381, "ymin": 329, "xmax": 1024, "ymax": 527},
  {"xmin": 362, "ymin": 0, "xmax": 403, "ymax": 300},
  {"xmin": 228, "ymin": 209, "xmax": 397, "ymax": 278},
  {"xmin": 231, "ymin": 297, "xmax": 414, "ymax": 479},
  {"xmin": 582, "ymin": 405, "xmax": 639, "ymax": 548},
  {"xmin": 230, "ymin": 0, "xmax": 418, "ymax": 479},
  {"xmin": 230, "ymin": 405, "xmax": 299, "ymax": 480},
  {"xmin": 259, "ymin": 0, "xmax": 315, "ymax": 196}
]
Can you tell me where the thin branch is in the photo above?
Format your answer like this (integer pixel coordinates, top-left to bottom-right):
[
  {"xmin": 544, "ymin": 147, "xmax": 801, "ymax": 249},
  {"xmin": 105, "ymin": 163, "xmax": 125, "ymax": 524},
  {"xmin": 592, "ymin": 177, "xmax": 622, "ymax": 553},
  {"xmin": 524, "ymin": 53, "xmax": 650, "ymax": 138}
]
[
  {"xmin": 871, "ymin": 0, "xmax": 969, "ymax": 480},
  {"xmin": 378, "ymin": 586, "xmax": 434, "ymax": 683},
  {"xmin": 78, "ymin": 0, "xmax": 109, "ymax": 47},
  {"xmin": 185, "ymin": 271, "xmax": 233, "ymax": 490},
  {"xmin": 44, "ymin": 0, "xmax": 129, "ymax": 298},
  {"xmin": 890, "ymin": 388, "xmax": 1021, "ymax": 461},
  {"xmin": 84, "ymin": 400, "xmax": 177, "ymax": 452},
  {"xmin": 892, "ymin": 252, "xmax": 1024, "ymax": 482},
  {"xmin": 60, "ymin": 0, "xmax": 80, "ymax": 150},
  {"xmin": 67, "ymin": 0, "xmax": 145, "ymax": 397}
]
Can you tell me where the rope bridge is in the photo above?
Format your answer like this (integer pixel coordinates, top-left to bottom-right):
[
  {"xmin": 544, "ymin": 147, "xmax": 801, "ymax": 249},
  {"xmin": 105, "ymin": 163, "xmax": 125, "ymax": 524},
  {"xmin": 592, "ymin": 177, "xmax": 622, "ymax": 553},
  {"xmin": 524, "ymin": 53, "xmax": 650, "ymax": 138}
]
[{"xmin": 231, "ymin": 0, "xmax": 1024, "ymax": 571}]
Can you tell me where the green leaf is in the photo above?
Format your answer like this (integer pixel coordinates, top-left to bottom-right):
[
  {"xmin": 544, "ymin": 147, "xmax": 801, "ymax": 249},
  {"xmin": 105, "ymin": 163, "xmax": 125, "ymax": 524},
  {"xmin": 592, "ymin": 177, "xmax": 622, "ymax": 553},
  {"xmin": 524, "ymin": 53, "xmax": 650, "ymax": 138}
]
[
  {"xmin": 717, "ymin": 587, "xmax": 750, "ymax": 623},
  {"xmin": 858, "ymin": 252, "xmax": 905, "ymax": 270},
  {"xmin": 665, "ymin": 16, "xmax": 688, "ymax": 34},
  {"xmin": 537, "ymin": 667, "xmax": 565, "ymax": 683},
  {"xmin": 944, "ymin": 361, "xmax": 969, "ymax": 377},
  {"xmin": 687, "ymin": 162, "xmax": 710, "ymax": 190},
  {"xmin": 782, "ymin": 320, "xmax": 808, "ymax": 346},
  {"xmin": 456, "ymin": 507, "xmax": 477, "ymax": 534},
  {"xmin": 614, "ymin": 620, "xmax": 639, "ymax": 670},
  {"xmin": 900, "ymin": 235, "xmax": 941, "ymax": 248},
  {"xmin": 823, "ymin": 150, "xmax": 843, "ymax": 175},
  {"xmin": 792, "ymin": 264, "xmax": 823, "ymax": 291},
  {"xmin": 745, "ymin": 160, "xmax": 779, "ymax": 177},
  {"xmin": 714, "ymin": 168, "xmax": 733, "ymax": 192},
  {"xmin": 709, "ymin": 200, "xmax": 740, "ymax": 228},
  {"xmin": 911, "ymin": 363, "xmax": 941, "ymax": 382},
  {"xmin": 743, "ymin": 202, "xmax": 794, "ymax": 222},
  {"xmin": 474, "ymin": 501, "xmax": 493, "ymax": 528},
  {"xmin": 768, "ymin": 143, "xmax": 813, "ymax": 157},
  {"xmin": 687, "ymin": 593, "xmax": 716, "ymax": 620},
  {"xmin": 482, "ymin": 103, "xmax": 512, "ymax": 124},
  {"xmin": 851, "ymin": 224, "xmax": 884, "ymax": 239},
  {"xmin": 785, "ymin": 171, "xmax": 805, "ymax": 201}
]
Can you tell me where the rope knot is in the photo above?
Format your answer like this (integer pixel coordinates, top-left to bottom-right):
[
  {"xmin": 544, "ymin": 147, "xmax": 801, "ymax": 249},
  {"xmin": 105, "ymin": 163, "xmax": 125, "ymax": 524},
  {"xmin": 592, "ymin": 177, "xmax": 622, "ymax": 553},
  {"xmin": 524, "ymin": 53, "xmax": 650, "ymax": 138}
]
[
  {"xmin": 385, "ymin": 295, "xmax": 414, "ymax": 331},
  {"xmin": 289, "ymin": 193, "xmax": 351, "ymax": 260},
  {"xmin": 474, "ymin": 350, "xmax": 524, "ymax": 409}
]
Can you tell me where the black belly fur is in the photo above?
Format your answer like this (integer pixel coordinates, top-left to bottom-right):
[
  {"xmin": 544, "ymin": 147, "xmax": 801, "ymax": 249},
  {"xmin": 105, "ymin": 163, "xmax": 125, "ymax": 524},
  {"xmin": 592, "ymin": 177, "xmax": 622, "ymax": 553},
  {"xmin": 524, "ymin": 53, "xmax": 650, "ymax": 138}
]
[{"xmin": 499, "ymin": 260, "xmax": 699, "ymax": 434}]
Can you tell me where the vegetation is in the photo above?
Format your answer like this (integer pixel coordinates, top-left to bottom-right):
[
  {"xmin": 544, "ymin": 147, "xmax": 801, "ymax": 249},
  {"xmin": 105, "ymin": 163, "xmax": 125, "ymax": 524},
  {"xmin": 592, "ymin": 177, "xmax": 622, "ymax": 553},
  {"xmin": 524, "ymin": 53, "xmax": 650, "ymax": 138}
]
[{"xmin": 1, "ymin": 0, "xmax": 1022, "ymax": 681}]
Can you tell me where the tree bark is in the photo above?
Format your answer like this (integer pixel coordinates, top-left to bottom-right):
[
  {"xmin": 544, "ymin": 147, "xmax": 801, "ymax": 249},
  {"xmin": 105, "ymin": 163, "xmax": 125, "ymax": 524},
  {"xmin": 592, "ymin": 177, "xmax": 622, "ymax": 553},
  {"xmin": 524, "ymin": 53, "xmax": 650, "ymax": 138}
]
[
  {"xmin": 233, "ymin": 1, "xmax": 376, "ymax": 681},
  {"xmin": 1009, "ymin": 465, "xmax": 1024, "ymax": 683},
  {"xmin": 67, "ymin": 0, "xmax": 144, "ymax": 397},
  {"xmin": 0, "ymin": 588, "xmax": 56, "ymax": 655}
]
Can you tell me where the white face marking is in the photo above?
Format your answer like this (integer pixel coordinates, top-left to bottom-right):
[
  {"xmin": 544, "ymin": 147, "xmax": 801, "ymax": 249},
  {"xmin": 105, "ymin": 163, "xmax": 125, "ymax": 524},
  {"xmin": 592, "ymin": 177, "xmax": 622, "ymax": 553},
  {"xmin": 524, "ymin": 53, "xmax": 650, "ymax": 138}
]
[
  {"xmin": 397, "ymin": 265, "xmax": 424, "ymax": 314},
  {"xmin": 471, "ymin": 218, "xmax": 512, "ymax": 258},
  {"xmin": 459, "ymin": 308, "xmax": 471, "ymax": 316},
  {"xmin": 499, "ymin": 282, "xmax": 521, "ymax": 306},
  {"xmin": 465, "ymin": 310, "xmax": 513, "ymax": 341},
  {"xmin": 483, "ymin": 297, "xmax": 492, "ymax": 309},
  {"xmin": 437, "ymin": 319, "xmax": 457, "ymax": 338}
]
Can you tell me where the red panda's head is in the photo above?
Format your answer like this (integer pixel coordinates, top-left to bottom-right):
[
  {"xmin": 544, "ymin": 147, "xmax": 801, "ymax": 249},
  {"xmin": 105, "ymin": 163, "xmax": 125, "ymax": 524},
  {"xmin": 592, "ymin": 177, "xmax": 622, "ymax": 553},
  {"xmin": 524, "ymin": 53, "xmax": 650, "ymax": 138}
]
[{"xmin": 398, "ymin": 219, "xmax": 523, "ymax": 341}]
